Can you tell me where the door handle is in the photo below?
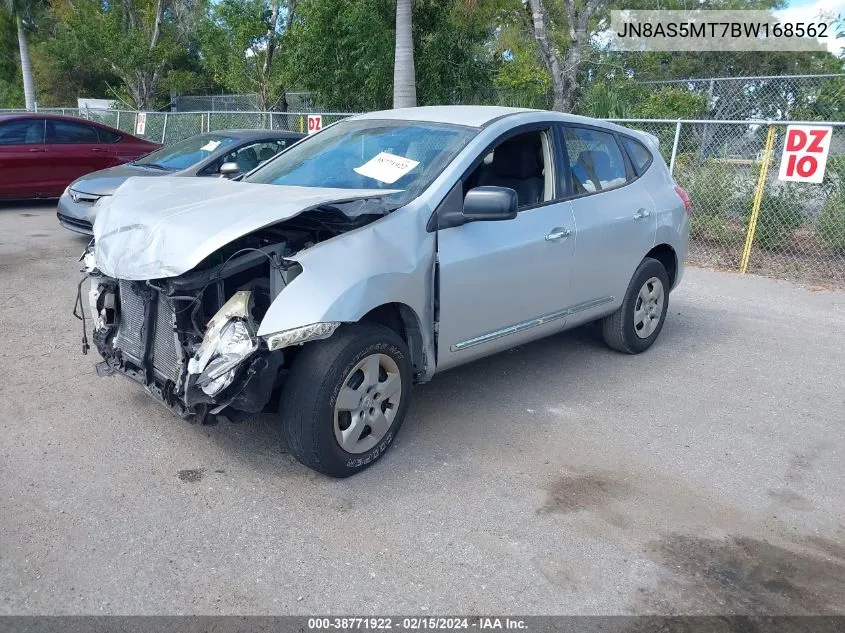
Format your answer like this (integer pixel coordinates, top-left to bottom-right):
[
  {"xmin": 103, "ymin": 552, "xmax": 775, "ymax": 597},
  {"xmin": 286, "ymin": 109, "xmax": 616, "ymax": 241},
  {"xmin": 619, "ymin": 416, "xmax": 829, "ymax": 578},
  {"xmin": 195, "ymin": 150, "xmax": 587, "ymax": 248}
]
[
  {"xmin": 545, "ymin": 227, "xmax": 572, "ymax": 241},
  {"xmin": 90, "ymin": 148, "xmax": 104, "ymax": 152},
  {"xmin": 28, "ymin": 148, "xmax": 47, "ymax": 153},
  {"xmin": 633, "ymin": 208, "xmax": 651, "ymax": 220}
]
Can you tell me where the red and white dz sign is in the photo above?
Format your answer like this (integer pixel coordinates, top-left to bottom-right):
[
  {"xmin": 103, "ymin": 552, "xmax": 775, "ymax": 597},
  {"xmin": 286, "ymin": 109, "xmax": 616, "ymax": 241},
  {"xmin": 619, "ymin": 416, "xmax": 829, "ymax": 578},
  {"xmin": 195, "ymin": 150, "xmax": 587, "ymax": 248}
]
[
  {"xmin": 778, "ymin": 125, "xmax": 833, "ymax": 184},
  {"xmin": 307, "ymin": 114, "xmax": 323, "ymax": 135}
]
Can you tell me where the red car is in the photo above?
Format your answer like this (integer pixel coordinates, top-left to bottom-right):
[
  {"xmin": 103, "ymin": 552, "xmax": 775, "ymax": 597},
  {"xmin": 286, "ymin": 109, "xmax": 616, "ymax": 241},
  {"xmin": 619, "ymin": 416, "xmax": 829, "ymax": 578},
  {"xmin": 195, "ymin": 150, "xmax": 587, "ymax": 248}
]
[{"xmin": 0, "ymin": 113, "xmax": 160, "ymax": 199}]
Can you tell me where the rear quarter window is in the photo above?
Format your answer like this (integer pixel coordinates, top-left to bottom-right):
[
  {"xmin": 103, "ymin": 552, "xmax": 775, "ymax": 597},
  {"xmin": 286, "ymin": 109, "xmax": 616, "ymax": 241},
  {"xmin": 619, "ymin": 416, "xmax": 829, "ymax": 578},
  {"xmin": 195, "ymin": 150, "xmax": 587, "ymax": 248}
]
[
  {"xmin": 97, "ymin": 128, "xmax": 122, "ymax": 143},
  {"xmin": 621, "ymin": 136, "xmax": 653, "ymax": 176}
]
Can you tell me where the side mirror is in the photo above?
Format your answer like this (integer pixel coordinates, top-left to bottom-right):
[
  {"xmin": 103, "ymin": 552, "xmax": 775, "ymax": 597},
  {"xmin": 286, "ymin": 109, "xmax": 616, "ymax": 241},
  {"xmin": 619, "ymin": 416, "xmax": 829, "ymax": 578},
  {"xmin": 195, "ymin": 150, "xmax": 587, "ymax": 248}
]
[
  {"xmin": 219, "ymin": 162, "xmax": 240, "ymax": 179},
  {"xmin": 462, "ymin": 186, "xmax": 518, "ymax": 221}
]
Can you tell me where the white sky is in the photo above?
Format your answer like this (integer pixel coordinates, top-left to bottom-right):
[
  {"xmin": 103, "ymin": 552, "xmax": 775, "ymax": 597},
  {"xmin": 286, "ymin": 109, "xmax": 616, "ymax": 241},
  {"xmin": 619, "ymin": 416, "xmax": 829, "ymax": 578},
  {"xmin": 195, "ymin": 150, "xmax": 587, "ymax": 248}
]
[{"xmin": 775, "ymin": 0, "xmax": 845, "ymax": 56}]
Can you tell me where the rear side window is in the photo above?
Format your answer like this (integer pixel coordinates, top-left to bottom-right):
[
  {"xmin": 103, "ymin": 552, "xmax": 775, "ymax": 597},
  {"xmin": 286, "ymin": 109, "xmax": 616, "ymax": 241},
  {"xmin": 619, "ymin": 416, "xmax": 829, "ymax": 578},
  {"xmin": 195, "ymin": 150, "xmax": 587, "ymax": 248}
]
[
  {"xmin": 50, "ymin": 121, "xmax": 100, "ymax": 144},
  {"xmin": 97, "ymin": 127, "xmax": 122, "ymax": 143},
  {"xmin": 621, "ymin": 136, "xmax": 653, "ymax": 175},
  {"xmin": 563, "ymin": 126, "xmax": 628, "ymax": 195},
  {"xmin": 0, "ymin": 119, "xmax": 45, "ymax": 145}
]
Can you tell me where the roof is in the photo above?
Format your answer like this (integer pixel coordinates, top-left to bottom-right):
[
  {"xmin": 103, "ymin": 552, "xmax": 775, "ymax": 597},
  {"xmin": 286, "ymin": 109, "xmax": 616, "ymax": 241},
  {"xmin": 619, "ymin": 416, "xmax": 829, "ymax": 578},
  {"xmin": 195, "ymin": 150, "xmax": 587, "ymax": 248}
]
[
  {"xmin": 0, "ymin": 112, "xmax": 115, "ymax": 124},
  {"xmin": 217, "ymin": 128, "xmax": 305, "ymax": 139},
  {"xmin": 352, "ymin": 106, "xmax": 539, "ymax": 128}
]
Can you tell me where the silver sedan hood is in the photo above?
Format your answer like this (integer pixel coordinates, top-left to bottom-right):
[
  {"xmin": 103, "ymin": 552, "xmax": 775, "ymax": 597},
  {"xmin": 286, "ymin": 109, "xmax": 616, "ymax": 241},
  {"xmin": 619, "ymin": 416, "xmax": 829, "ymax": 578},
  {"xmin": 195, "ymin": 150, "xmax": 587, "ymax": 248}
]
[
  {"xmin": 71, "ymin": 164, "xmax": 165, "ymax": 196},
  {"xmin": 93, "ymin": 177, "xmax": 395, "ymax": 280}
]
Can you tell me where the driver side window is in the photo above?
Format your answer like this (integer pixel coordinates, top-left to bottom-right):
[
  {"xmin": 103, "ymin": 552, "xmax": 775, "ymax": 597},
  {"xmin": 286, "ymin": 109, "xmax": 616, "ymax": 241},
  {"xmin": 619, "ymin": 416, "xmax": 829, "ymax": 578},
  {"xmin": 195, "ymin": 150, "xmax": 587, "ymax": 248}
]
[
  {"xmin": 201, "ymin": 141, "xmax": 286, "ymax": 176},
  {"xmin": 462, "ymin": 129, "xmax": 554, "ymax": 210}
]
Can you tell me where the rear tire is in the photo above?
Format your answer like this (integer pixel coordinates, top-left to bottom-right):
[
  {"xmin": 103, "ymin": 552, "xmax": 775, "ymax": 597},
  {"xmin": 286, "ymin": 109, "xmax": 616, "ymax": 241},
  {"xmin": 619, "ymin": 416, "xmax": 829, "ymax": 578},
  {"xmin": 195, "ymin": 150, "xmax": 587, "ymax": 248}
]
[
  {"xmin": 278, "ymin": 322, "xmax": 412, "ymax": 477},
  {"xmin": 602, "ymin": 257, "xmax": 670, "ymax": 354}
]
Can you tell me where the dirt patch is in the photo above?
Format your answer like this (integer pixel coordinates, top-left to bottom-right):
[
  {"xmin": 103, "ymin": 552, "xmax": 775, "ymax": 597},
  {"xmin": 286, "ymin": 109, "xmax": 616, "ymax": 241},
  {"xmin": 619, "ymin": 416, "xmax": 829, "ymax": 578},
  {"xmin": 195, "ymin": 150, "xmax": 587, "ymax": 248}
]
[
  {"xmin": 635, "ymin": 534, "xmax": 845, "ymax": 615},
  {"xmin": 688, "ymin": 239, "xmax": 845, "ymax": 289},
  {"xmin": 540, "ymin": 473, "xmax": 633, "ymax": 515},
  {"xmin": 176, "ymin": 468, "xmax": 205, "ymax": 483}
]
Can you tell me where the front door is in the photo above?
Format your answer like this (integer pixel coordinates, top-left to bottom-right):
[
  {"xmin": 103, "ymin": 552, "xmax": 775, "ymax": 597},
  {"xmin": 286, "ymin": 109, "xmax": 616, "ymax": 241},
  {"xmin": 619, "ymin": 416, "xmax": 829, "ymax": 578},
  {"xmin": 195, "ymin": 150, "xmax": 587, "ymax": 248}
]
[{"xmin": 436, "ymin": 127, "xmax": 576, "ymax": 371}]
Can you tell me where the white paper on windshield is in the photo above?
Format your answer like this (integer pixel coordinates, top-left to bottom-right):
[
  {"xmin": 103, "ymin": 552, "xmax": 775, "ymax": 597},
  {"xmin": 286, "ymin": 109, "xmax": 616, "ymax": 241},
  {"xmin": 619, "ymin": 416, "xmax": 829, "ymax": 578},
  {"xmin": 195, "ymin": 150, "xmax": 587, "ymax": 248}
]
[
  {"xmin": 200, "ymin": 140, "xmax": 221, "ymax": 152},
  {"xmin": 353, "ymin": 152, "xmax": 419, "ymax": 184}
]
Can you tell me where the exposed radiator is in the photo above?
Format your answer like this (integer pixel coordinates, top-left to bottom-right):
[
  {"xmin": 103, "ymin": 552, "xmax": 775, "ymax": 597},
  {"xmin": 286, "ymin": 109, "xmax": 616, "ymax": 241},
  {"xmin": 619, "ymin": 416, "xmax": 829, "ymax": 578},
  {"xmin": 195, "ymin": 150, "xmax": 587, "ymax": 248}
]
[
  {"xmin": 152, "ymin": 295, "xmax": 181, "ymax": 383},
  {"xmin": 115, "ymin": 281, "xmax": 182, "ymax": 384},
  {"xmin": 115, "ymin": 280, "xmax": 145, "ymax": 359}
]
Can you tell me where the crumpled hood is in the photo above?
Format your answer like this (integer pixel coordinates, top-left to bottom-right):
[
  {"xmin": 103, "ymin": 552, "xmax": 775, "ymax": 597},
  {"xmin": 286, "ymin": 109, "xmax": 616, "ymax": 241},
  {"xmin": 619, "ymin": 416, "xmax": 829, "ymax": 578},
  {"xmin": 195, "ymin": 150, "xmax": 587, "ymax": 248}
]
[
  {"xmin": 93, "ymin": 177, "xmax": 395, "ymax": 280},
  {"xmin": 72, "ymin": 164, "xmax": 165, "ymax": 196}
]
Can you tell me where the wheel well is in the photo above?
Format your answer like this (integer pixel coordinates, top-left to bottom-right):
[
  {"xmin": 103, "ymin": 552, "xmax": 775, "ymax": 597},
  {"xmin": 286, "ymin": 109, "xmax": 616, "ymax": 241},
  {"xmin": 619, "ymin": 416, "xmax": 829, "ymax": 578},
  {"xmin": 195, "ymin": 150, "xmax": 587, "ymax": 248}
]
[
  {"xmin": 360, "ymin": 303, "xmax": 425, "ymax": 378},
  {"xmin": 646, "ymin": 244, "xmax": 677, "ymax": 288}
]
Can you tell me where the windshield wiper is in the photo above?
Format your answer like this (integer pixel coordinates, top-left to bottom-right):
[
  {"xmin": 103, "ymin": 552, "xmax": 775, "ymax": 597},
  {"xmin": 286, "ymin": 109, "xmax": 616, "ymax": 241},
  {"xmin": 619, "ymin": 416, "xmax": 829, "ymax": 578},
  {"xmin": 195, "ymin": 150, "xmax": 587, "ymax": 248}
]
[{"xmin": 134, "ymin": 162, "xmax": 171, "ymax": 171}]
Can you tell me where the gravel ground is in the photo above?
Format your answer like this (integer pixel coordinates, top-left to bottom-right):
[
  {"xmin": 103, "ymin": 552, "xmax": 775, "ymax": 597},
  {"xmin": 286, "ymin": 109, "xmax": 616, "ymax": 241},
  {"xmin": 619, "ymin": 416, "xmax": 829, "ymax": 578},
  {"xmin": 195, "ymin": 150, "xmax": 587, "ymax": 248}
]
[{"xmin": 1, "ymin": 203, "xmax": 844, "ymax": 616}]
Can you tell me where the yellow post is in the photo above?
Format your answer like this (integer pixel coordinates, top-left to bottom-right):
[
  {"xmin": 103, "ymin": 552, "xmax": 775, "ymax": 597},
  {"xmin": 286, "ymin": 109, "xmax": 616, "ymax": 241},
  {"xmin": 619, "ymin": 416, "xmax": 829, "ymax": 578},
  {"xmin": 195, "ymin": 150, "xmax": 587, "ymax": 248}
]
[
  {"xmin": 299, "ymin": 114, "xmax": 304, "ymax": 133},
  {"xmin": 739, "ymin": 125, "xmax": 777, "ymax": 274}
]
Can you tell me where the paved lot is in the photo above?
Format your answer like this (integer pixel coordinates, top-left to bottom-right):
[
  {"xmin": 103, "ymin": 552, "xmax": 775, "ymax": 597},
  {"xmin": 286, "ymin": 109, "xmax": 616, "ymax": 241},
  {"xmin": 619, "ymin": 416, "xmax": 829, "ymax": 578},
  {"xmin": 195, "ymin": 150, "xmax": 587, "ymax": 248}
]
[{"xmin": 1, "ymin": 203, "xmax": 844, "ymax": 616}]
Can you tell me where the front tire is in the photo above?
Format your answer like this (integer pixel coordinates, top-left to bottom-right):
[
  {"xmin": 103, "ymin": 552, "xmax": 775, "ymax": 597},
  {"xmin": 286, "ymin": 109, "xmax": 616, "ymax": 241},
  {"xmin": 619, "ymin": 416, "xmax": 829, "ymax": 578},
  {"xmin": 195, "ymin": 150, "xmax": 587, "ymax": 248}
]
[
  {"xmin": 602, "ymin": 257, "xmax": 670, "ymax": 354},
  {"xmin": 279, "ymin": 323, "xmax": 412, "ymax": 477}
]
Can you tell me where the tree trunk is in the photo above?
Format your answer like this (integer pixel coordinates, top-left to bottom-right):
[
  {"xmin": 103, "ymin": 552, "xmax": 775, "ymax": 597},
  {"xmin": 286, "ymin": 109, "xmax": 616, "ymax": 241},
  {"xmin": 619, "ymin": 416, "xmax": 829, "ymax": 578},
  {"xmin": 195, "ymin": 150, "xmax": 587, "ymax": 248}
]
[
  {"xmin": 527, "ymin": 0, "xmax": 566, "ymax": 111},
  {"xmin": 262, "ymin": 0, "xmax": 281, "ymax": 79},
  {"xmin": 392, "ymin": 0, "xmax": 416, "ymax": 109},
  {"xmin": 527, "ymin": 0, "xmax": 597, "ymax": 113},
  {"xmin": 16, "ymin": 14, "xmax": 36, "ymax": 111},
  {"xmin": 150, "ymin": 0, "xmax": 164, "ymax": 48}
]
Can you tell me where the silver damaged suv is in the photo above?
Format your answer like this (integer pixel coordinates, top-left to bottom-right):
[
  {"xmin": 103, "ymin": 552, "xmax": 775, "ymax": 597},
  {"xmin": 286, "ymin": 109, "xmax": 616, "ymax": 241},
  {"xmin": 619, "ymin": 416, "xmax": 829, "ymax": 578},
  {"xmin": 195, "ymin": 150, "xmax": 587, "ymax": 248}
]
[{"xmin": 79, "ymin": 106, "xmax": 691, "ymax": 477}]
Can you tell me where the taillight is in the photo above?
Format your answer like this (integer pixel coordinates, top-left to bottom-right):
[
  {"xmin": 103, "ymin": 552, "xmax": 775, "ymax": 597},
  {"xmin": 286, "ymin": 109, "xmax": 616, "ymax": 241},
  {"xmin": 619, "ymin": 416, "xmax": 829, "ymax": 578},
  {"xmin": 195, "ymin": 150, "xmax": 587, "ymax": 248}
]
[{"xmin": 675, "ymin": 185, "xmax": 692, "ymax": 216}]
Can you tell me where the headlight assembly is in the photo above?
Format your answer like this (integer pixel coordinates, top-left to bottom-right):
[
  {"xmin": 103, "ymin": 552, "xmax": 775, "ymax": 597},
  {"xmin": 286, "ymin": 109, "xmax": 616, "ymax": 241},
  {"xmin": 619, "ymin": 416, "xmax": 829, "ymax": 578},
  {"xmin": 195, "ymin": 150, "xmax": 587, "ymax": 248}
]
[
  {"xmin": 188, "ymin": 291, "xmax": 259, "ymax": 396},
  {"xmin": 263, "ymin": 322, "xmax": 341, "ymax": 351}
]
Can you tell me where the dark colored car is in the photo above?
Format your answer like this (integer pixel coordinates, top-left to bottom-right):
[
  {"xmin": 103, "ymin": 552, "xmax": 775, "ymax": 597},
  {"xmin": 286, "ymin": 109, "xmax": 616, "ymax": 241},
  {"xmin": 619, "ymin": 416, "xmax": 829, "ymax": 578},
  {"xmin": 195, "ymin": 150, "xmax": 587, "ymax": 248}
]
[
  {"xmin": 0, "ymin": 113, "xmax": 160, "ymax": 200},
  {"xmin": 57, "ymin": 129, "xmax": 305, "ymax": 235}
]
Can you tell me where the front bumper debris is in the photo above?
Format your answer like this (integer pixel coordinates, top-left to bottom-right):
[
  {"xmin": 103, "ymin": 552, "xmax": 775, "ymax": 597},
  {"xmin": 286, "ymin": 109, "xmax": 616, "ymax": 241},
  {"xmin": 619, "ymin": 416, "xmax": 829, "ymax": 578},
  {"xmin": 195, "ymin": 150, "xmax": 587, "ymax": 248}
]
[{"xmin": 87, "ymin": 275, "xmax": 284, "ymax": 423}]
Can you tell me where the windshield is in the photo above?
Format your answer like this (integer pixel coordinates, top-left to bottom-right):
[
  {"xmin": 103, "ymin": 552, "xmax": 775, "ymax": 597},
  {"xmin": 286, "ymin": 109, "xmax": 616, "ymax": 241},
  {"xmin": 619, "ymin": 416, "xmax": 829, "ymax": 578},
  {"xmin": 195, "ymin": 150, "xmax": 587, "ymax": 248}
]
[
  {"xmin": 245, "ymin": 119, "xmax": 476, "ymax": 206},
  {"xmin": 135, "ymin": 133, "xmax": 237, "ymax": 170}
]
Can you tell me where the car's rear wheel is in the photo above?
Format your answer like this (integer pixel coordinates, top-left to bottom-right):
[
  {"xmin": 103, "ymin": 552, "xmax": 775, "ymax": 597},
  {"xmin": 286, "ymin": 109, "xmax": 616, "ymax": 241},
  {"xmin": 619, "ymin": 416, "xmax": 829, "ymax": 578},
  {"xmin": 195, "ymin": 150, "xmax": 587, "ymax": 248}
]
[
  {"xmin": 602, "ymin": 257, "xmax": 669, "ymax": 354},
  {"xmin": 278, "ymin": 322, "xmax": 412, "ymax": 477}
]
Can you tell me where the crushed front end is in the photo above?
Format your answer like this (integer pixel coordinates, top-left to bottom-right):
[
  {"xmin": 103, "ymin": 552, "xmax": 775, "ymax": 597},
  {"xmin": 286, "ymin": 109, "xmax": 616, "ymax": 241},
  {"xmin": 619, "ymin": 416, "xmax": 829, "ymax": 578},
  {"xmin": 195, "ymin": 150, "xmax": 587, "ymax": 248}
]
[{"xmin": 81, "ymin": 239, "xmax": 301, "ymax": 423}]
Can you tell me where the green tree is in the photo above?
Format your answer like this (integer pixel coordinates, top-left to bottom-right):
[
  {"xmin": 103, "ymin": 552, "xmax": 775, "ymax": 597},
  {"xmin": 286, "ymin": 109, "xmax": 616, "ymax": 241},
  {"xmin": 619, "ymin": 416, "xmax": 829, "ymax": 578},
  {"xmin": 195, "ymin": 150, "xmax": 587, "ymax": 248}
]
[
  {"xmin": 46, "ymin": 0, "xmax": 204, "ymax": 110},
  {"xmin": 198, "ymin": 0, "xmax": 293, "ymax": 111},
  {"xmin": 285, "ymin": 0, "xmax": 496, "ymax": 111},
  {"xmin": 0, "ymin": 9, "xmax": 24, "ymax": 107}
]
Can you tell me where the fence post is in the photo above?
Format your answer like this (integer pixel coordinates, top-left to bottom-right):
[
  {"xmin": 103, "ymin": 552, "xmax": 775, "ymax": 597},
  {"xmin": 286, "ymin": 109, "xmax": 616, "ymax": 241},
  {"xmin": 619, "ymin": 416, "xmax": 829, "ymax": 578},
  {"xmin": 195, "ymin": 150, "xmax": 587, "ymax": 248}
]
[
  {"xmin": 207, "ymin": 111, "xmax": 212, "ymax": 132},
  {"xmin": 739, "ymin": 125, "xmax": 777, "ymax": 274},
  {"xmin": 669, "ymin": 120, "xmax": 682, "ymax": 175},
  {"xmin": 161, "ymin": 113, "xmax": 168, "ymax": 143},
  {"xmin": 299, "ymin": 114, "xmax": 304, "ymax": 133},
  {"xmin": 269, "ymin": 112, "xmax": 273, "ymax": 130},
  {"xmin": 116, "ymin": 110, "xmax": 120, "ymax": 130}
]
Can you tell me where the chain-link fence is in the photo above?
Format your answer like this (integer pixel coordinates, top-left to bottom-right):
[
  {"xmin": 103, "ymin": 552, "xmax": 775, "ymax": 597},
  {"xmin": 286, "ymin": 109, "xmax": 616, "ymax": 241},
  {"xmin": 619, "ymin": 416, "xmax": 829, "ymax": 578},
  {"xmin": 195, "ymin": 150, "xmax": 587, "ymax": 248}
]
[
  {"xmin": 633, "ymin": 74, "xmax": 845, "ymax": 121},
  {"xmin": 613, "ymin": 118, "xmax": 845, "ymax": 286},
  {"xmin": 172, "ymin": 92, "xmax": 319, "ymax": 112}
]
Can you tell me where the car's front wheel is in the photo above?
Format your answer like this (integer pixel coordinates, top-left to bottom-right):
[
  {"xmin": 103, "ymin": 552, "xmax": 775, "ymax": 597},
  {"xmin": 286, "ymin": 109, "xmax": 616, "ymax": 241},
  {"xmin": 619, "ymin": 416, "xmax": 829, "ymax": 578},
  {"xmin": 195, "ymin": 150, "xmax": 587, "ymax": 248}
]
[
  {"xmin": 278, "ymin": 322, "xmax": 412, "ymax": 477},
  {"xmin": 602, "ymin": 257, "xmax": 670, "ymax": 354}
]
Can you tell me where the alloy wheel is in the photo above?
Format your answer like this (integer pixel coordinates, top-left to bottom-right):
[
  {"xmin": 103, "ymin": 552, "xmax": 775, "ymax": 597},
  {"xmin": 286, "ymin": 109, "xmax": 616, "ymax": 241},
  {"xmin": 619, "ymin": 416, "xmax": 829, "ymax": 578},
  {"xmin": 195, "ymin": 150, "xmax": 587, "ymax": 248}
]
[{"xmin": 333, "ymin": 353, "xmax": 402, "ymax": 454}]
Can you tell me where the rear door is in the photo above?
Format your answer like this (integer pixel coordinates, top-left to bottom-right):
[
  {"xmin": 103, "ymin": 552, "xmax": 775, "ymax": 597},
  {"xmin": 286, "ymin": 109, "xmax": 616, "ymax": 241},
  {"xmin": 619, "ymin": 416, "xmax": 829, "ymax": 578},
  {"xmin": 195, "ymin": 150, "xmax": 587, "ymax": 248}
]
[
  {"xmin": 0, "ymin": 118, "xmax": 47, "ymax": 198},
  {"xmin": 558, "ymin": 124, "xmax": 657, "ymax": 309},
  {"xmin": 46, "ymin": 119, "xmax": 115, "ymax": 194}
]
